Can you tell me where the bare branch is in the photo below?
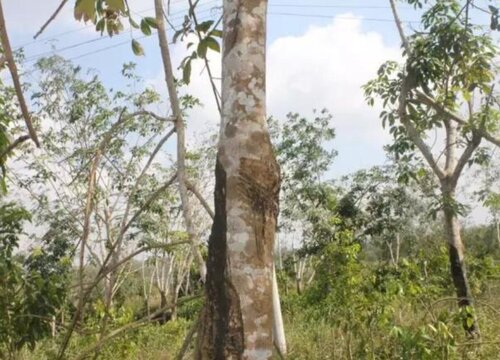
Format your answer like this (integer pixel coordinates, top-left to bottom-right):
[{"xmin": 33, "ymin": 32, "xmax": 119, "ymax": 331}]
[
  {"xmin": 121, "ymin": 174, "xmax": 177, "ymax": 235},
  {"xmin": 132, "ymin": 110, "xmax": 175, "ymax": 123},
  {"xmin": 451, "ymin": 131, "xmax": 481, "ymax": 184},
  {"xmin": 78, "ymin": 150, "xmax": 101, "ymax": 317},
  {"xmin": 186, "ymin": 179, "xmax": 214, "ymax": 219},
  {"xmin": 0, "ymin": 134, "xmax": 30, "ymax": 161},
  {"xmin": 397, "ymin": 78, "xmax": 446, "ymax": 180},
  {"xmin": 33, "ymin": 0, "xmax": 68, "ymax": 39},
  {"xmin": 388, "ymin": 0, "xmax": 445, "ymax": 180},
  {"xmin": 0, "ymin": 0, "xmax": 40, "ymax": 147},
  {"xmin": 389, "ymin": 0, "xmax": 410, "ymax": 52},
  {"xmin": 416, "ymin": 91, "xmax": 500, "ymax": 148},
  {"xmin": 136, "ymin": 126, "xmax": 176, "ymax": 184}
]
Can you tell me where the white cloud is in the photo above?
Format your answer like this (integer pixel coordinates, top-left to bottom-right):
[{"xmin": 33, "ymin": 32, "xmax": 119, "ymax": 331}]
[
  {"xmin": 267, "ymin": 15, "xmax": 400, "ymax": 147},
  {"xmin": 152, "ymin": 14, "xmax": 401, "ymax": 174}
]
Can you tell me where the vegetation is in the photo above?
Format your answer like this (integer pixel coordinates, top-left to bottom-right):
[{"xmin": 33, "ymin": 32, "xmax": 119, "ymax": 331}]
[{"xmin": 0, "ymin": 0, "xmax": 499, "ymax": 359}]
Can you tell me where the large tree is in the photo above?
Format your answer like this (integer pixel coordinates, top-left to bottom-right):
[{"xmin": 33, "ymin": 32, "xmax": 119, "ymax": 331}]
[
  {"xmin": 196, "ymin": 1, "xmax": 280, "ymax": 358},
  {"xmin": 365, "ymin": 0, "xmax": 500, "ymax": 336}
]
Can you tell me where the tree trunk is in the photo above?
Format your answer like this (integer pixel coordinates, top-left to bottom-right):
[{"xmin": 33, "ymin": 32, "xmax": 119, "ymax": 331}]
[
  {"xmin": 442, "ymin": 194, "xmax": 479, "ymax": 337},
  {"xmin": 196, "ymin": 0, "xmax": 281, "ymax": 358},
  {"xmin": 395, "ymin": 233, "xmax": 400, "ymax": 265},
  {"xmin": 385, "ymin": 239, "xmax": 396, "ymax": 266},
  {"xmin": 154, "ymin": 0, "xmax": 207, "ymax": 282},
  {"xmin": 159, "ymin": 290, "xmax": 169, "ymax": 325}
]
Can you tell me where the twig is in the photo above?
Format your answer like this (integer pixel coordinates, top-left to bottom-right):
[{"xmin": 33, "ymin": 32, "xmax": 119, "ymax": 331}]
[
  {"xmin": 33, "ymin": 0, "xmax": 68, "ymax": 39},
  {"xmin": 78, "ymin": 150, "xmax": 101, "ymax": 319}
]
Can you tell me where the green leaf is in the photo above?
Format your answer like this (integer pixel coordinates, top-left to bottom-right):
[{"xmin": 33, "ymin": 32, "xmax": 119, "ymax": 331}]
[
  {"xmin": 466, "ymin": 317, "xmax": 474, "ymax": 329},
  {"xmin": 74, "ymin": 0, "xmax": 96, "ymax": 22},
  {"xmin": 131, "ymin": 39, "xmax": 145, "ymax": 56},
  {"xmin": 204, "ymin": 37, "xmax": 220, "ymax": 53},
  {"xmin": 106, "ymin": 0, "xmax": 126, "ymax": 13},
  {"xmin": 144, "ymin": 17, "xmax": 158, "ymax": 29},
  {"xmin": 140, "ymin": 19, "xmax": 152, "ymax": 36},
  {"xmin": 197, "ymin": 40, "xmax": 208, "ymax": 58},
  {"xmin": 196, "ymin": 20, "xmax": 214, "ymax": 33},
  {"xmin": 96, "ymin": 18, "xmax": 105, "ymax": 33},
  {"xmin": 210, "ymin": 29, "xmax": 222, "ymax": 38},
  {"xmin": 129, "ymin": 17, "xmax": 140, "ymax": 29},
  {"xmin": 183, "ymin": 59, "xmax": 192, "ymax": 85}
]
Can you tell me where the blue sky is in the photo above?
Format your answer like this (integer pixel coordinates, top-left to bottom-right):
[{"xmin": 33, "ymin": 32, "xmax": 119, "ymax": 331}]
[
  {"xmin": 6, "ymin": 0, "xmax": 410, "ymax": 174},
  {"xmin": 4, "ymin": 0, "xmax": 496, "ymax": 223}
]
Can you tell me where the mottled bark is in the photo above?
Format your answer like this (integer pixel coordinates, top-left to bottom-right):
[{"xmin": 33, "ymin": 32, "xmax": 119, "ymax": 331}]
[{"xmin": 197, "ymin": 0, "xmax": 280, "ymax": 358}]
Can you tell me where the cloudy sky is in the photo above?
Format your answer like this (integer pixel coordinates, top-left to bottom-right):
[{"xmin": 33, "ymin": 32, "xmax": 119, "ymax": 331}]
[{"xmin": 3, "ymin": 0, "xmax": 494, "ymax": 222}]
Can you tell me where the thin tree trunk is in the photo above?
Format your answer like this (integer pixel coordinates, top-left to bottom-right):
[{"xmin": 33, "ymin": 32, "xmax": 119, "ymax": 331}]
[
  {"xmin": 78, "ymin": 151, "xmax": 101, "ymax": 321},
  {"xmin": 196, "ymin": 0, "xmax": 280, "ymax": 358},
  {"xmin": 395, "ymin": 233, "xmax": 400, "ymax": 265},
  {"xmin": 159, "ymin": 290, "xmax": 169, "ymax": 325},
  {"xmin": 442, "ymin": 191, "xmax": 479, "ymax": 337},
  {"xmin": 496, "ymin": 218, "xmax": 500, "ymax": 249},
  {"xmin": 386, "ymin": 239, "xmax": 396, "ymax": 266},
  {"xmin": 154, "ymin": 0, "xmax": 206, "ymax": 281}
]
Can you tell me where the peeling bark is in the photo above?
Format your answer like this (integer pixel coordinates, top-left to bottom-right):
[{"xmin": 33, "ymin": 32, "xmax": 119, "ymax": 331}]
[{"xmin": 197, "ymin": 1, "xmax": 280, "ymax": 358}]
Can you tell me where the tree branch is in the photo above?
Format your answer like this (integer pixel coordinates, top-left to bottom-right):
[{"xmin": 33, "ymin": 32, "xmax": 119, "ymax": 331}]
[
  {"xmin": 389, "ymin": 0, "xmax": 410, "ymax": 53},
  {"xmin": 0, "ymin": 0, "xmax": 40, "ymax": 147},
  {"xmin": 389, "ymin": 0, "xmax": 445, "ymax": 180},
  {"xmin": 186, "ymin": 179, "xmax": 214, "ymax": 219},
  {"xmin": 33, "ymin": 0, "xmax": 68, "ymax": 39},
  {"xmin": 451, "ymin": 131, "xmax": 481, "ymax": 184},
  {"xmin": 415, "ymin": 91, "xmax": 500, "ymax": 148},
  {"xmin": 0, "ymin": 134, "xmax": 30, "ymax": 161},
  {"xmin": 121, "ymin": 174, "xmax": 177, "ymax": 236}
]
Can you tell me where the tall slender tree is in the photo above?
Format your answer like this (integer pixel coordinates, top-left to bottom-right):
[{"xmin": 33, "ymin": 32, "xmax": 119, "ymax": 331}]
[
  {"xmin": 196, "ymin": 0, "xmax": 280, "ymax": 358},
  {"xmin": 365, "ymin": 0, "xmax": 500, "ymax": 336}
]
